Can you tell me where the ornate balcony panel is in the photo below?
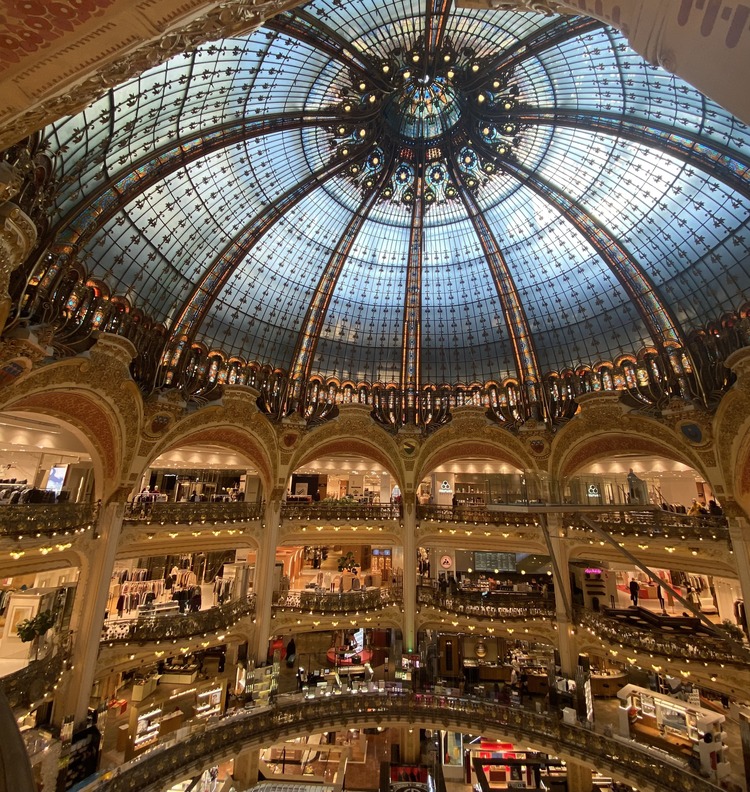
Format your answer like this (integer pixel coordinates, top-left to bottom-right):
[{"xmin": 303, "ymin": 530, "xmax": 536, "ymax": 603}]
[
  {"xmin": 0, "ymin": 649, "xmax": 66, "ymax": 710},
  {"xmin": 100, "ymin": 596, "xmax": 255, "ymax": 644},
  {"xmin": 417, "ymin": 505, "xmax": 541, "ymax": 526},
  {"xmin": 564, "ymin": 509, "xmax": 729, "ymax": 543},
  {"xmin": 274, "ymin": 588, "xmax": 401, "ymax": 614},
  {"xmin": 83, "ymin": 692, "xmax": 724, "ymax": 792},
  {"xmin": 576, "ymin": 608, "xmax": 750, "ymax": 667},
  {"xmin": 123, "ymin": 501, "xmax": 263, "ymax": 526},
  {"xmin": 417, "ymin": 586, "xmax": 555, "ymax": 622},
  {"xmin": 0, "ymin": 502, "xmax": 98, "ymax": 540},
  {"xmin": 281, "ymin": 502, "xmax": 401, "ymax": 522}
]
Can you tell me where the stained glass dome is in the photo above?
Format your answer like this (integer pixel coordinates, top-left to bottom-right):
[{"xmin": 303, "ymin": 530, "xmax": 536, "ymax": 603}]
[{"xmin": 41, "ymin": 0, "xmax": 750, "ymax": 400}]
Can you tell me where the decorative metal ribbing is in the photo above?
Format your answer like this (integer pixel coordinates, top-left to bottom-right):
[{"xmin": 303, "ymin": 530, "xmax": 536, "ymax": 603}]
[
  {"xmin": 510, "ymin": 107, "xmax": 750, "ymax": 200},
  {"xmin": 400, "ymin": 173, "xmax": 425, "ymax": 425},
  {"xmin": 48, "ymin": 114, "xmax": 336, "ymax": 256},
  {"xmin": 165, "ymin": 156, "xmax": 358, "ymax": 362},
  {"xmin": 498, "ymin": 156, "xmax": 685, "ymax": 347}
]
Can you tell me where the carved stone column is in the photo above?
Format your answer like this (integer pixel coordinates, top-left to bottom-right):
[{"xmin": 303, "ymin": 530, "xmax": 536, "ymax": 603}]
[
  {"xmin": 545, "ymin": 514, "xmax": 578, "ymax": 675},
  {"xmin": 233, "ymin": 747, "xmax": 260, "ymax": 788},
  {"xmin": 250, "ymin": 493, "xmax": 282, "ymax": 664},
  {"xmin": 54, "ymin": 501, "xmax": 124, "ymax": 728},
  {"xmin": 722, "ymin": 500, "xmax": 750, "ymax": 635},
  {"xmin": 0, "ymin": 162, "xmax": 37, "ymax": 333}
]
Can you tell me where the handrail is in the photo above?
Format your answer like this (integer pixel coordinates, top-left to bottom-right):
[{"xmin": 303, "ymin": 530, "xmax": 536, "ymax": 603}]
[
  {"xmin": 417, "ymin": 505, "xmax": 538, "ymax": 525},
  {"xmin": 83, "ymin": 691, "xmax": 725, "ymax": 792},
  {"xmin": 0, "ymin": 647, "xmax": 67, "ymax": 709},
  {"xmin": 565, "ymin": 509, "xmax": 729, "ymax": 541},
  {"xmin": 281, "ymin": 502, "xmax": 401, "ymax": 521},
  {"xmin": 101, "ymin": 596, "xmax": 255, "ymax": 644},
  {"xmin": 417, "ymin": 585, "xmax": 555, "ymax": 620},
  {"xmin": 0, "ymin": 501, "xmax": 98, "ymax": 538},
  {"xmin": 274, "ymin": 588, "xmax": 400, "ymax": 613},
  {"xmin": 576, "ymin": 608, "xmax": 750, "ymax": 667},
  {"xmin": 123, "ymin": 501, "xmax": 263, "ymax": 524}
]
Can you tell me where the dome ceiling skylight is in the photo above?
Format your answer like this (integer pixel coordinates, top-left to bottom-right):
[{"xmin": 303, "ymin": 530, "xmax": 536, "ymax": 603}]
[{"xmin": 40, "ymin": 0, "xmax": 750, "ymax": 420}]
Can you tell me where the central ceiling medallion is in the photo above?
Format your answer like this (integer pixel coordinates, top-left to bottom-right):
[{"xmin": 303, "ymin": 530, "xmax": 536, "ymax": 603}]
[{"xmin": 331, "ymin": 36, "xmax": 522, "ymax": 208}]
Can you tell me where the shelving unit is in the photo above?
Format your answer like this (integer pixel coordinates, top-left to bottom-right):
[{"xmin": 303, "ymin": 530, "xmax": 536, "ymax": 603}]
[
  {"xmin": 453, "ymin": 483, "xmax": 486, "ymax": 505},
  {"xmin": 195, "ymin": 681, "xmax": 226, "ymax": 719}
]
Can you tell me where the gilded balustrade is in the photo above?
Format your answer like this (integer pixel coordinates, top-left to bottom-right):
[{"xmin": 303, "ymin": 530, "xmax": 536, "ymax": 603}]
[
  {"xmin": 0, "ymin": 501, "xmax": 98, "ymax": 539},
  {"xmin": 275, "ymin": 587, "xmax": 400, "ymax": 614},
  {"xmin": 417, "ymin": 504, "xmax": 539, "ymax": 526},
  {"xmin": 565, "ymin": 509, "xmax": 729, "ymax": 542},
  {"xmin": 101, "ymin": 596, "xmax": 255, "ymax": 644},
  {"xmin": 281, "ymin": 501, "xmax": 401, "ymax": 521},
  {"xmin": 122, "ymin": 501, "xmax": 263, "ymax": 525},
  {"xmin": 576, "ymin": 608, "xmax": 750, "ymax": 666},
  {"xmin": 0, "ymin": 649, "xmax": 66, "ymax": 710},
  {"xmin": 84, "ymin": 691, "xmax": 724, "ymax": 792},
  {"xmin": 417, "ymin": 585, "xmax": 555, "ymax": 620}
]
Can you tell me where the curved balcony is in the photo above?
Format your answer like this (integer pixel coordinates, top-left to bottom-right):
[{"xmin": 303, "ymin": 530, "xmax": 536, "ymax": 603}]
[
  {"xmin": 417, "ymin": 504, "xmax": 538, "ymax": 526},
  {"xmin": 0, "ymin": 649, "xmax": 66, "ymax": 709},
  {"xmin": 577, "ymin": 608, "xmax": 750, "ymax": 667},
  {"xmin": 85, "ymin": 691, "xmax": 722, "ymax": 792},
  {"xmin": 101, "ymin": 596, "xmax": 255, "ymax": 644},
  {"xmin": 123, "ymin": 501, "xmax": 263, "ymax": 525},
  {"xmin": 417, "ymin": 585, "xmax": 555, "ymax": 621},
  {"xmin": 566, "ymin": 508, "xmax": 729, "ymax": 543},
  {"xmin": 274, "ymin": 588, "xmax": 401, "ymax": 614},
  {"xmin": 0, "ymin": 501, "xmax": 98, "ymax": 539},
  {"xmin": 281, "ymin": 501, "xmax": 401, "ymax": 521}
]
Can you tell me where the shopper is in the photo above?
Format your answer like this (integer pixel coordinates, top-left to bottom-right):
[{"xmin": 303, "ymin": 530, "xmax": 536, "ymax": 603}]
[
  {"xmin": 657, "ymin": 584, "xmax": 665, "ymax": 612},
  {"xmin": 629, "ymin": 579, "xmax": 640, "ymax": 607}
]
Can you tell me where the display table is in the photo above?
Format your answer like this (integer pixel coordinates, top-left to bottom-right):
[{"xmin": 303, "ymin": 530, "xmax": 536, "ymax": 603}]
[
  {"xmin": 478, "ymin": 665, "xmax": 512, "ymax": 683},
  {"xmin": 590, "ymin": 671, "xmax": 627, "ymax": 697},
  {"xmin": 525, "ymin": 671, "xmax": 549, "ymax": 695},
  {"xmin": 131, "ymin": 676, "xmax": 159, "ymax": 702},
  {"xmin": 161, "ymin": 665, "xmax": 198, "ymax": 684}
]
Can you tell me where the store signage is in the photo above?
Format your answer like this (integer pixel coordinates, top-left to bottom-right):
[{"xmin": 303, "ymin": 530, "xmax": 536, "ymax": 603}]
[
  {"xmin": 439, "ymin": 480, "xmax": 452, "ymax": 493},
  {"xmin": 587, "ymin": 484, "xmax": 599, "ymax": 497},
  {"xmin": 440, "ymin": 555, "xmax": 453, "ymax": 569}
]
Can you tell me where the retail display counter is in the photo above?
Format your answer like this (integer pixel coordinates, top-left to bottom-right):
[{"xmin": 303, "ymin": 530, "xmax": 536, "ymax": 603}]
[
  {"xmin": 131, "ymin": 675, "xmax": 159, "ymax": 702},
  {"xmin": 161, "ymin": 664, "xmax": 198, "ymax": 684},
  {"xmin": 617, "ymin": 684, "xmax": 730, "ymax": 782},
  {"xmin": 590, "ymin": 671, "xmax": 627, "ymax": 697}
]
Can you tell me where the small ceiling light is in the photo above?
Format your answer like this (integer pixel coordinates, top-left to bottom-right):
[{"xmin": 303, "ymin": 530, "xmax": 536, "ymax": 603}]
[
  {"xmin": 471, "ymin": 63, "xmax": 480, "ymax": 72},
  {"xmin": 359, "ymin": 81, "xmax": 367, "ymax": 91},
  {"xmin": 447, "ymin": 69, "xmax": 455, "ymax": 79},
  {"xmin": 403, "ymin": 70, "xmax": 411, "ymax": 80}
]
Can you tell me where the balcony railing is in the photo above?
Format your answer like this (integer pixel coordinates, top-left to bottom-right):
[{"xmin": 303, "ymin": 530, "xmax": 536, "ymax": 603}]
[
  {"xmin": 82, "ymin": 691, "xmax": 725, "ymax": 792},
  {"xmin": 274, "ymin": 587, "xmax": 400, "ymax": 614},
  {"xmin": 281, "ymin": 501, "xmax": 401, "ymax": 521},
  {"xmin": 101, "ymin": 596, "xmax": 255, "ymax": 643},
  {"xmin": 0, "ymin": 643, "xmax": 68, "ymax": 709},
  {"xmin": 417, "ymin": 585, "xmax": 555, "ymax": 620},
  {"xmin": 417, "ymin": 505, "xmax": 539, "ymax": 526},
  {"xmin": 123, "ymin": 501, "xmax": 263, "ymax": 524},
  {"xmin": 0, "ymin": 501, "xmax": 98, "ymax": 539},
  {"xmin": 576, "ymin": 608, "xmax": 750, "ymax": 667},
  {"xmin": 566, "ymin": 508, "xmax": 729, "ymax": 542}
]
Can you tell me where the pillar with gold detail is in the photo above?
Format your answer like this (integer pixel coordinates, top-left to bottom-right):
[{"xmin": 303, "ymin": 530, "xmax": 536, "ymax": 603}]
[
  {"xmin": 401, "ymin": 486, "xmax": 417, "ymax": 654},
  {"xmin": 54, "ymin": 501, "xmax": 124, "ymax": 728},
  {"xmin": 250, "ymin": 491, "xmax": 282, "ymax": 664}
]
